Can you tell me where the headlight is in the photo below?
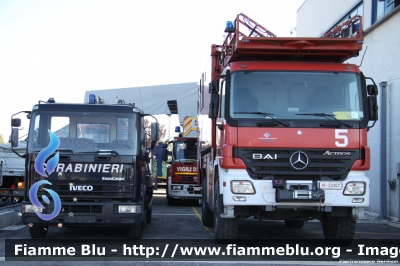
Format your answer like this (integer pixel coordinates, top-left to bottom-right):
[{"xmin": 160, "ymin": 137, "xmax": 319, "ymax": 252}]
[
  {"xmin": 172, "ymin": 185, "xmax": 182, "ymax": 190},
  {"xmin": 118, "ymin": 205, "xmax": 141, "ymax": 213},
  {"xmin": 231, "ymin": 180, "xmax": 255, "ymax": 194},
  {"xmin": 22, "ymin": 204, "xmax": 43, "ymax": 213},
  {"xmin": 344, "ymin": 182, "xmax": 365, "ymax": 195}
]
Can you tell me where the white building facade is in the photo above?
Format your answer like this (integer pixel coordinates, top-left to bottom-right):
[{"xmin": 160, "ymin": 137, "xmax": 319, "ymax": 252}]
[{"xmin": 297, "ymin": 0, "xmax": 400, "ymax": 220}]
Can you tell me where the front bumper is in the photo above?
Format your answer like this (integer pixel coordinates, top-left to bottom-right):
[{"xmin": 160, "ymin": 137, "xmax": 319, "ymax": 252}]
[
  {"xmin": 219, "ymin": 169, "xmax": 370, "ymax": 209},
  {"xmin": 168, "ymin": 183, "xmax": 202, "ymax": 200},
  {"xmin": 21, "ymin": 201, "xmax": 145, "ymax": 226}
]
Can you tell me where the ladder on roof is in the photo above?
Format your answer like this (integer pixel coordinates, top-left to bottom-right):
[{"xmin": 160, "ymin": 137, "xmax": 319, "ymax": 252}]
[
  {"xmin": 217, "ymin": 13, "xmax": 364, "ymax": 66},
  {"xmin": 226, "ymin": 12, "xmax": 276, "ymax": 38}
]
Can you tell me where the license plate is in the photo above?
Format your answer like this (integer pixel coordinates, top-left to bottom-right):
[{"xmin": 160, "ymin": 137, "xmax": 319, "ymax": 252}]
[
  {"xmin": 319, "ymin": 181, "xmax": 342, "ymax": 190},
  {"xmin": 193, "ymin": 187, "xmax": 202, "ymax": 191}
]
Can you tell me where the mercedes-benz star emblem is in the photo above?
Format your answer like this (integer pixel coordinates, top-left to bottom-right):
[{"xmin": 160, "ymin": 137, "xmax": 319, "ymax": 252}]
[{"xmin": 290, "ymin": 151, "xmax": 309, "ymax": 170}]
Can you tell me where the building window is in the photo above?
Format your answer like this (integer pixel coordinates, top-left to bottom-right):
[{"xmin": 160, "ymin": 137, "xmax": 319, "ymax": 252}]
[
  {"xmin": 350, "ymin": 3, "xmax": 364, "ymax": 18},
  {"xmin": 372, "ymin": 0, "xmax": 400, "ymax": 24},
  {"xmin": 387, "ymin": 0, "xmax": 400, "ymax": 10}
]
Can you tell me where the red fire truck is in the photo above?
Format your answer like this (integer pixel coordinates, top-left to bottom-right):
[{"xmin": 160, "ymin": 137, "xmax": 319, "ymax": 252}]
[
  {"xmin": 163, "ymin": 116, "xmax": 201, "ymax": 205},
  {"xmin": 198, "ymin": 13, "xmax": 378, "ymax": 245}
]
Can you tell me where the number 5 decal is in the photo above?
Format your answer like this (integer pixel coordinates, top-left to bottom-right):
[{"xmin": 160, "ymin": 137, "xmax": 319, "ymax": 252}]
[{"xmin": 335, "ymin": 129, "xmax": 348, "ymax": 147}]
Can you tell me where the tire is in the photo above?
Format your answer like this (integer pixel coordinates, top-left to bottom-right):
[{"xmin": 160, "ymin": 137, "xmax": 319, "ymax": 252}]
[
  {"xmin": 145, "ymin": 188, "xmax": 152, "ymax": 224},
  {"xmin": 213, "ymin": 174, "xmax": 239, "ymax": 243},
  {"xmin": 29, "ymin": 225, "xmax": 48, "ymax": 238},
  {"xmin": 128, "ymin": 223, "xmax": 143, "ymax": 239},
  {"xmin": 284, "ymin": 220, "xmax": 305, "ymax": 228},
  {"xmin": 322, "ymin": 215, "xmax": 356, "ymax": 246},
  {"xmin": 201, "ymin": 178, "xmax": 214, "ymax": 227},
  {"xmin": 146, "ymin": 208, "xmax": 152, "ymax": 224}
]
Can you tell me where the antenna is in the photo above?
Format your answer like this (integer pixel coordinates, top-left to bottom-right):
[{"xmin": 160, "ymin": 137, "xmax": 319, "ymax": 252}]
[{"xmin": 359, "ymin": 46, "xmax": 368, "ymax": 68}]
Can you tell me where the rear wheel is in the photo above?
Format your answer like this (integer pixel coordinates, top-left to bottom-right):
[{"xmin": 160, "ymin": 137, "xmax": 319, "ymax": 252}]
[
  {"xmin": 29, "ymin": 225, "xmax": 48, "ymax": 238},
  {"xmin": 322, "ymin": 215, "xmax": 356, "ymax": 246},
  {"xmin": 213, "ymin": 174, "xmax": 239, "ymax": 243},
  {"xmin": 128, "ymin": 223, "xmax": 143, "ymax": 239},
  {"xmin": 201, "ymin": 177, "xmax": 214, "ymax": 227},
  {"xmin": 284, "ymin": 220, "xmax": 305, "ymax": 228}
]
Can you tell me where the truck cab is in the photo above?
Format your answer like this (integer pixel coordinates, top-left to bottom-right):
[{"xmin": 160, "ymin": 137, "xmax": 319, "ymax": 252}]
[
  {"xmin": 198, "ymin": 13, "xmax": 378, "ymax": 245},
  {"xmin": 163, "ymin": 136, "xmax": 201, "ymax": 205},
  {"xmin": 11, "ymin": 95, "xmax": 159, "ymax": 239}
]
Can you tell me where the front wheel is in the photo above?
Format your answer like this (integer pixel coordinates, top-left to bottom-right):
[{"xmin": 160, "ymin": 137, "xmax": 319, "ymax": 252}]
[
  {"xmin": 213, "ymin": 175, "xmax": 239, "ymax": 243},
  {"xmin": 29, "ymin": 225, "xmax": 48, "ymax": 238},
  {"xmin": 146, "ymin": 208, "xmax": 152, "ymax": 224},
  {"xmin": 201, "ymin": 178, "xmax": 214, "ymax": 227},
  {"xmin": 322, "ymin": 215, "xmax": 356, "ymax": 246},
  {"xmin": 128, "ymin": 223, "xmax": 143, "ymax": 239}
]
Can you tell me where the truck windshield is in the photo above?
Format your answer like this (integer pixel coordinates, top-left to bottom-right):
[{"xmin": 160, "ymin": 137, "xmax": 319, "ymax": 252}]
[
  {"xmin": 173, "ymin": 140, "xmax": 197, "ymax": 161},
  {"xmin": 229, "ymin": 71, "xmax": 364, "ymax": 121},
  {"xmin": 28, "ymin": 111, "xmax": 139, "ymax": 155}
]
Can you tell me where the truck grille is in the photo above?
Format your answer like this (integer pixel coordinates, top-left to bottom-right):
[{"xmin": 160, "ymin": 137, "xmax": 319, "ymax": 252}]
[
  {"xmin": 37, "ymin": 182, "xmax": 135, "ymax": 199},
  {"xmin": 172, "ymin": 175, "xmax": 195, "ymax": 183},
  {"xmin": 235, "ymin": 148, "xmax": 360, "ymax": 179},
  {"xmin": 187, "ymin": 186, "xmax": 201, "ymax": 194}
]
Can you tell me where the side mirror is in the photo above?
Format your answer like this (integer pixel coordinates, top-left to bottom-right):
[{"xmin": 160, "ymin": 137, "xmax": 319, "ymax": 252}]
[
  {"xmin": 366, "ymin": 84, "xmax": 378, "ymax": 122},
  {"xmin": 209, "ymin": 81, "xmax": 219, "ymax": 94},
  {"xmin": 11, "ymin": 128, "xmax": 19, "ymax": 147},
  {"xmin": 11, "ymin": 118, "xmax": 21, "ymax": 127},
  {"xmin": 151, "ymin": 122, "xmax": 159, "ymax": 142},
  {"xmin": 208, "ymin": 94, "xmax": 219, "ymax": 118},
  {"xmin": 368, "ymin": 96, "xmax": 378, "ymax": 121},
  {"xmin": 367, "ymin": 84, "xmax": 378, "ymax": 96},
  {"xmin": 363, "ymin": 76, "xmax": 379, "ymax": 124}
]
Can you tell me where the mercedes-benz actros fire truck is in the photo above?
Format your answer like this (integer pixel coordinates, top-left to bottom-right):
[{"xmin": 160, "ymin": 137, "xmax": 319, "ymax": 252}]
[
  {"xmin": 163, "ymin": 116, "xmax": 201, "ymax": 205},
  {"xmin": 198, "ymin": 13, "xmax": 378, "ymax": 245},
  {"xmin": 11, "ymin": 95, "xmax": 159, "ymax": 239}
]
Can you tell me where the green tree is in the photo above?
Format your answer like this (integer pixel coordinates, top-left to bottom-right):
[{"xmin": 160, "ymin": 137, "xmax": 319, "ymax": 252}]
[{"xmin": 0, "ymin": 134, "xmax": 4, "ymax": 144}]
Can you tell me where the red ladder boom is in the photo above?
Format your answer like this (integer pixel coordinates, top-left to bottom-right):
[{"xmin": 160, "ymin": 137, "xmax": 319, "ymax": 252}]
[
  {"xmin": 323, "ymin": 15, "xmax": 362, "ymax": 38},
  {"xmin": 218, "ymin": 13, "xmax": 364, "ymax": 66}
]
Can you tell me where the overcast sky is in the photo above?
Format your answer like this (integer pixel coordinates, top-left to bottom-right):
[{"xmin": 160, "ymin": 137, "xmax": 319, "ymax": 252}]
[{"xmin": 0, "ymin": 0, "xmax": 304, "ymax": 140}]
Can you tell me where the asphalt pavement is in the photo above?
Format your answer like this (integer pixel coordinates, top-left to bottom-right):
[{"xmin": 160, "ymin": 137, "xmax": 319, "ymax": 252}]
[{"xmin": 1, "ymin": 188, "xmax": 400, "ymax": 265}]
